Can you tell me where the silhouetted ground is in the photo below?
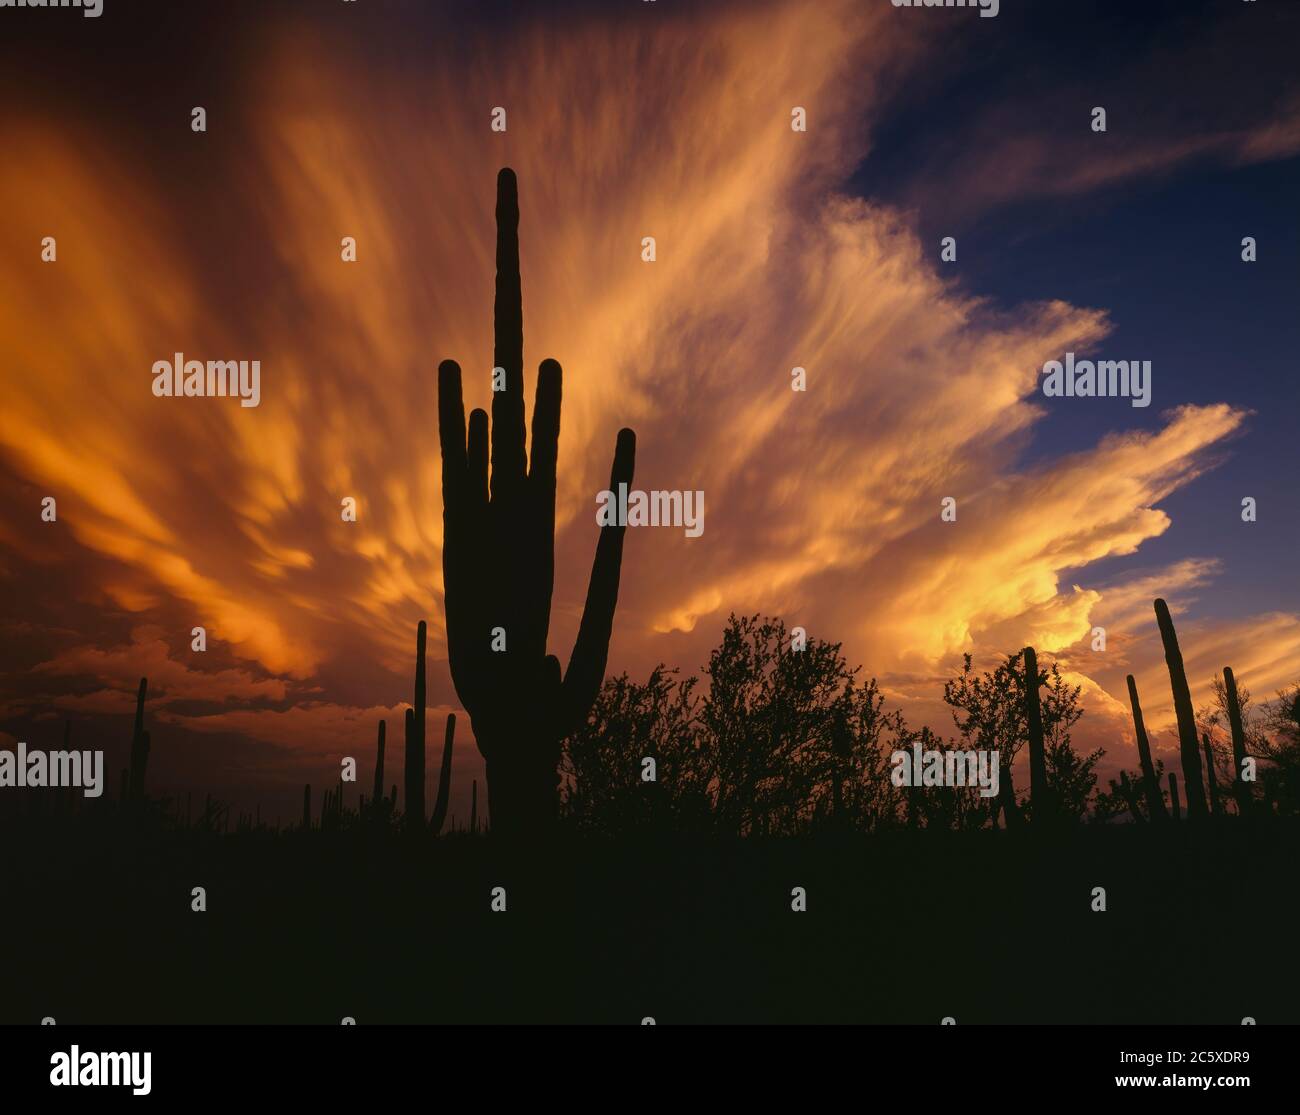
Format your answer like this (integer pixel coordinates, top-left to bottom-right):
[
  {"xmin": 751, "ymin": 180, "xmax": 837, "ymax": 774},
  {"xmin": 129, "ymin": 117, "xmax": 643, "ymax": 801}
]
[{"xmin": 5, "ymin": 819, "xmax": 1296, "ymax": 1024}]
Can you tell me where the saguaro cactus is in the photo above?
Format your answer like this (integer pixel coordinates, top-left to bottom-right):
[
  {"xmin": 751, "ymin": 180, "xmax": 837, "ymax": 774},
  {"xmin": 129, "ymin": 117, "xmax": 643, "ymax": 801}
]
[
  {"xmin": 470, "ymin": 778, "xmax": 478, "ymax": 835},
  {"xmin": 405, "ymin": 625, "xmax": 428, "ymax": 829},
  {"xmin": 437, "ymin": 168, "xmax": 637, "ymax": 836},
  {"xmin": 1153, "ymin": 599, "xmax": 1208, "ymax": 819},
  {"xmin": 430, "ymin": 714, "xmax": 455, "ymax": 836},
  {"xmin": 1223, "ymin": 667, "xmax": 1252, "ymax": 817},
  {"xmin": 302, "ymin": 784, "xmax": 311, "ymax": 830},
  {"xmin": 128, "ymin": 677, "xmax": 150, "ymax": 801},
  {"xmin": 1125, "ymin": 675, "xmax": 1168, "ymax": 822},
  {"xmin": 1118, "ymin": 770, "xmax": 1144, "ymax": 822},
  {"xmin": 373, "ymin": 719, "xmax": 386, "ymax": 810},
  {"xmin": 1168, "ymin": 772, "xmax": 1181, "ymax": 821},
  {"xmin": 1202, "ymin": 733, "xmax": 1220, "ymax": 815},
  {"xmin": 403, "ymin": 625, "xmax": 455, "ymax": 834},
  {"xmin": 1022, "ymin": 647, "xmax": 1054, "ymax": 823}
]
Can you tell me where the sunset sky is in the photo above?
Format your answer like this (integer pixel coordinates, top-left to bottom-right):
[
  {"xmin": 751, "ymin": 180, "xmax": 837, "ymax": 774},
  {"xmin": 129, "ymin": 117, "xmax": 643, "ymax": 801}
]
[{"xmin": 1, "ymin": 0, "xmax": 1297, "ymax": 822}]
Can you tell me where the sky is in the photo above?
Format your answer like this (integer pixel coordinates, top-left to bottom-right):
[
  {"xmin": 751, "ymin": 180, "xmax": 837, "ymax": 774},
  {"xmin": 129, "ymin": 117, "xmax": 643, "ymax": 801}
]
[{"xmin": 1, "ymin": 0, "xmax": 1297, "ymax": 823}]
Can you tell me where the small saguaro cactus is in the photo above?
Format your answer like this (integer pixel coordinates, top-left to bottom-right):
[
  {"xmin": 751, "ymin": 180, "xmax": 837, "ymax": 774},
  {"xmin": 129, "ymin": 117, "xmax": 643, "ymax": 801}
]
[
  {"xmin": 373, "ymin": 719, "xmax": 386, "ymax": 811},
  {"xmin": 403, "ymin": 622, "xmax": 455, "ymax": 834},
  {"xmin": 1202, "ymin": 733, "xmax": 1221, "ymax": 815},
  {"xmin": 1118, "ymin": 770, "xmax": 1144, "ymax": 822},
  {"xmin": 302, "ymin": 784, "xmax": 311, "ymax": 830},
  {"xmin": 1125, "ymin": 675, "xmax": 1168, "ymax": 822},
  {"xmin": 437, "ymin": 168, "xmax": 637, "ymax": 836},
  {"xmin": 1223, "ymin": 667, "xmax": 1252, "ymax": 817},
  {"xmin": 1022, "ymin": 647, "xmax": 1055, "ymax": 823},
  {"xmin": 128, "ymin": 677, "xmax": 150, "ymax": 801},
  {"xmin": 1169, "ymin": 772, "xmax": 1181, "ymax": 822},
  {"xmin": 403, "ymin": 708, "xmax": 418, "ymax": 827},
  {"xmin": 1154, "ymin": 599, "xmax": 1208, "ymax": 820},
  {"xmin": 405, "ymin": 625, "xmax": 428, "ymax": 829}
]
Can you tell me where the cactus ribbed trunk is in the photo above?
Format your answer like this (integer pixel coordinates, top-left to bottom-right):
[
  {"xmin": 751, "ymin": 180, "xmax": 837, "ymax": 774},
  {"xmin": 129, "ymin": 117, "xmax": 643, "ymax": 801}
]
[
  {"xmin": 406, "ymin": 623, "xmax": 427, "ymax": 830},
  {"xmin": 1154, "ymin": 599, "xmax": 1208, "ymax": 820},
  {"xmin": 373, "ymin": 720, "xmax": 386, "ymax": 810},
  {"xmin": 1169, "ymin": 772, "xmax": 1181, "ymax": 821},
  {"xmin": 1022, "ymin": 647, "xmax": 1053, "ymax": 823},
  {"xmin": 1126, "ymin": 675, "xmax": 1168, "ymax": 821},
  {"xmin": 1224, "ymin": 667, "xmax": 1252, "ymax": 817},
  {"xmin": 430, "ymin": 714, "xmax": 455, "ymax": 835},
  {"xmin": 1202, "ymin": 733, "xmax": 1220, "ymax": 815},
  {"xmin": 127, "ymin": 677, "xmax": 150, "ymax": 801}
]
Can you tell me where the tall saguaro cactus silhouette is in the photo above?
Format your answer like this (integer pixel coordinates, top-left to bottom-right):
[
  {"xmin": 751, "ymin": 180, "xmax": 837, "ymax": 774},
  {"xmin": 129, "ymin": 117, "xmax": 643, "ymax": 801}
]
[
  {"xmin": 1125, "ymin": 674, "xmax": 1168, "ymax": 822},
  {"xmin": 1154, "ymin": 598, "xmax": 1208, "ymax": 820},
  {"xmin": 438, "ymin": 168, "xmax": 637, "ymax": 836}
]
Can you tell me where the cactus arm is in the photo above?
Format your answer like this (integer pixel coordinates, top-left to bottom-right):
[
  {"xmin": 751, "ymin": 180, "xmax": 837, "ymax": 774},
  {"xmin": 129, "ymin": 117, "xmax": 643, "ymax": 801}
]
[
  {"xmin": 561, "ymin": 427, "xmax": 637, "ymax": 733},
  {"xmin": 438, "ymin": 361, "xmax": 483, "ymax": 708},
  {"xmin": 525, "ymin": 359, "xmax": 561, "ymax": 655},
  {"xmin": 491, "ymin": 168, "xmax": 527, "ymax": 493}
]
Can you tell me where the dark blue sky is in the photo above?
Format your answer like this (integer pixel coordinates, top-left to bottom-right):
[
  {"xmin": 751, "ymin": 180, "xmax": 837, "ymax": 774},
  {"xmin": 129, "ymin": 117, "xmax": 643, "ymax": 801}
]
[{"xmin": 854, "ymin": 0, "xmax": 1300, "ymax": 620}]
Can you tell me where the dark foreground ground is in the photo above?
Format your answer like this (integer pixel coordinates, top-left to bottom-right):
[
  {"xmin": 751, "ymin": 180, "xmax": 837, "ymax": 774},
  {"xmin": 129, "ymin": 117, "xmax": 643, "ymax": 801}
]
[{"xmin": 4, "ymin": 818, "xmax": 1296, "ymax": 1024}]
